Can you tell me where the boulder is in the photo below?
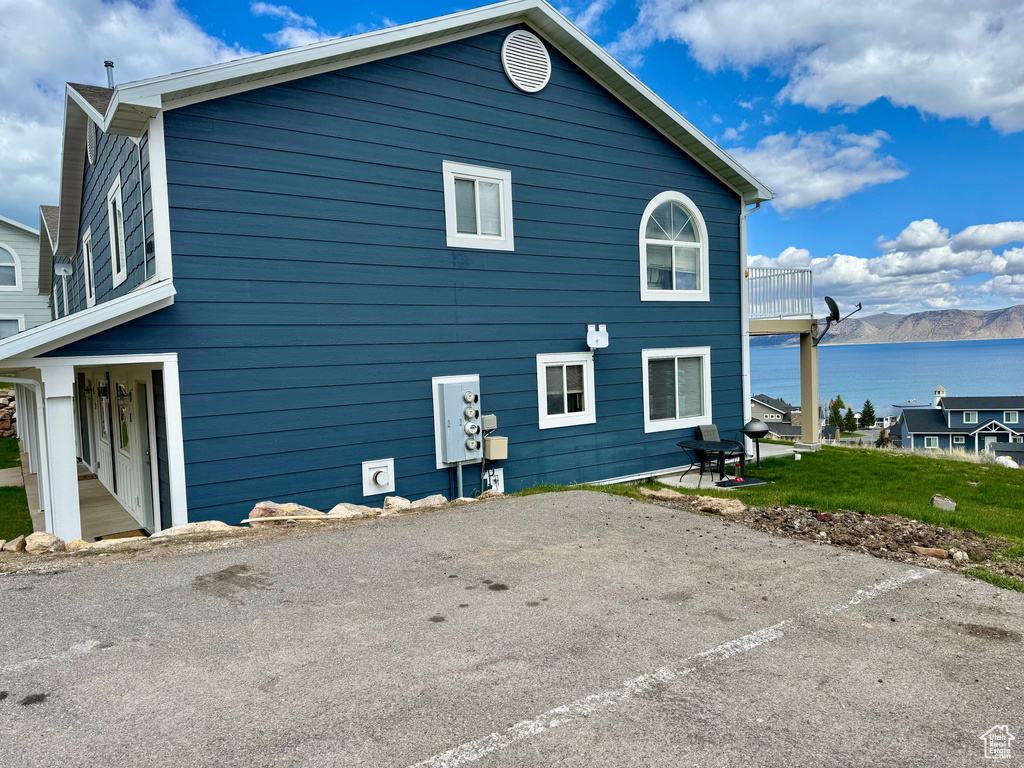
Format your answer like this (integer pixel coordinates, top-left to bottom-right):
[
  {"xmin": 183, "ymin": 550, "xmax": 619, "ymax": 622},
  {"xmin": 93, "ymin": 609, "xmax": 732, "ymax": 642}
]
[
  {"xmin": 410, "ymin": 494, "xmax": 448, "ymax": 509},
  {"xmin": 0, "ymin": 540, "xmax": 5, "ymax": 550},
  {"xmin": 2, "ymin": 535, "xmax": 26, "ymax": 553},
  {"xmin": 931, "ymin": 494, "xmax": 956, "ymax": 511},
  {"xmin": 384, "ymin": 496, "xmax": 412, "ymax": 510},
  {"xmin": 911, "ymin": 545, "xmax": 949, "ymax": 559},
  {"xmin": 694, "ymin": 497, "xmax": 747, "ymax": 516},
  {"xmin": 950, "ymin": 548, "xmax": 970, "ymax": 563},
  {"xmin": 279, "ymin": 503, "xmax": 325, "ymax": 517},
  {"xmin": 66, "ymin": 539, "xmax": 91, "ymax": 551},
  {"xmin": 248, "ymin": 500, "xmax": 287, "ymax": 528},
  {"xmin": 88, "ymin": 536, "xmax": 147, "ymax": 550},
  {"xmin": 639, "ymin": 487, "xmax": 685, "ymax": 501},
  {"xmin": 24, "ymin": 532, "xmax": 67, "ymax": 554},
  {"xmin": 327, "ymin": 503, "xmax": 379, "ymax": 519},
  {"xmin": 152, "ymin": 521, "xmax": 237, "ymax": 538},
  {"xmin": 454, "ymin": 497, "xmax": 479, "ymax": 504},
  {"xmin": 478, "ymin": 489, "xmax": 504, "ymax": 500}
]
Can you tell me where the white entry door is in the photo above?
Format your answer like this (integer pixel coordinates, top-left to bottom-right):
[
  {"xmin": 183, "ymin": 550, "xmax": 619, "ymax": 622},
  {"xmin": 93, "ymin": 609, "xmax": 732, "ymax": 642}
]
[{"xmin": 984, "ymin": 436, "xmax": 998, "ymax": 451}]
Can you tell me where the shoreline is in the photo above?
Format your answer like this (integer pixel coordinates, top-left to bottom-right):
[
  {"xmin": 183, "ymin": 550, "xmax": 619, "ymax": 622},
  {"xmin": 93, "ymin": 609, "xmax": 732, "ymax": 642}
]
[{"xmin": 752, "ymin": 336, "xmax": 1024, "ymax": 351}]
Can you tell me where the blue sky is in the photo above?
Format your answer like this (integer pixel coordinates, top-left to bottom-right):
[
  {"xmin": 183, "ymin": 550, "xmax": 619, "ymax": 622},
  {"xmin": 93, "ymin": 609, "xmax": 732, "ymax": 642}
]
[{"xmin": 3, "ymin": 0, "xmax": 1024, "ymax": 314}]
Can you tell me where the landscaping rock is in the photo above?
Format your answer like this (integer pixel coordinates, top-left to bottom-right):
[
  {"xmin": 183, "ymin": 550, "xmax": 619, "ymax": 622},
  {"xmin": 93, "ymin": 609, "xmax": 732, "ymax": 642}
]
[
  {"xmin": 478, "ymin": 489, "xmax": 504, "ymax": 500},
  {"xmin": 327, "ymin": 503, "xmax": 379, "ymax": 519},
  {"xmin": 384, "ymin": 496, "xmax": 411, "ymax": 510},
  {"xmin": 279, "ymin": 503, "xmax": 324, "ymax": 517},
  {"xmin": 454, "ymin": 497, "xmax": 479, "ymax": 504},
  {"xmin": 66, "ymin": 539, "xmax": 90, "ymax": 551},
  {"xmin": 931, "ymin": 494, "xmax": 956, "ymax": 511},
  {"xmin": 0, "ymin": 540, "xmax": 5, "ymax": 550},
  {"xmin": 24, "ymin": 532, "xmax": 66, "ymax": 554},
  {"xmin": 88, "ymin": 536, "xmax": 147, "ymax": 550},
  {"xmin": 693, "ymin": 497, "xmax": 747, "ymax": 516},
  {"xmin": 153, "ymin": 521, "xmax": 236, "ymax": 538},
  {"xmin": 410, "ymin": 494, "xmax": 448, "ymax": 509},
  {"xmin": 2, "ymin": 535, "xmax": 26, "ymax": 553},
  {"xmin": 911, "ymin": 546, "xmax": 949, "ymax": 559},
  {"xmin": 638, "ymin": 487, "xmax": 684, "ymax": 501},
  {"xmin": 950, "ymin": 548, "xmax": 970, "ymax": 563},
  {"xmin": 248, "ymin": 500, "xmax": 287, "ymax": 528}
]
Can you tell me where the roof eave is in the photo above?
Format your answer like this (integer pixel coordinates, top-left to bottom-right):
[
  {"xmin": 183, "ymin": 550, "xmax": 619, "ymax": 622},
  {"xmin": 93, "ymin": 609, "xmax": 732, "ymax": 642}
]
[{"xmin": 0, "ymin": 214, "xmax": 40, "ymax": 237}]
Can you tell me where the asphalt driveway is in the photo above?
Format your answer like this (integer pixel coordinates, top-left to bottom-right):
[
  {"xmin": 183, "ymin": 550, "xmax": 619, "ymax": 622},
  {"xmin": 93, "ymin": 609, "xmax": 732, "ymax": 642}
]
[{"xmin": 1, "ymin": 491, "xmax": 1021, "ymax": 767}]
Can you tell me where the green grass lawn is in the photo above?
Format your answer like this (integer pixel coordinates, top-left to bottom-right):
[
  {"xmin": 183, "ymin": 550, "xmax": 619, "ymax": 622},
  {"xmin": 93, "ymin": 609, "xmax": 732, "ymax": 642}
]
[
  {"xmin": 0, "ymin": 435, "xmax": 21, "ymax": 470},
  {"xmin": 0, "ymin": 435, "xmax": 31, "ymax": 540}
]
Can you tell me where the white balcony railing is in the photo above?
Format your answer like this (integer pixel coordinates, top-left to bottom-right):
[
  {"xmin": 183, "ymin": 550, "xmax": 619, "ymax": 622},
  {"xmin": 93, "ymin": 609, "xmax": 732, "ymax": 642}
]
[{"xmin": 748, "ymin": 267, "xmax": 814, "ymax": 320}]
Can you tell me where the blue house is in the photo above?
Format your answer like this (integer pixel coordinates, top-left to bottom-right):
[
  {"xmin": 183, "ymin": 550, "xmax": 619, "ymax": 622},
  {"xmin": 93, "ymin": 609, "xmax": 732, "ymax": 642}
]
[
  {"xmin": 0, "ymin": 0, "xmax": 773, "ymax": 542},
  {"xmin": 901, "ymin": 386, "xmax": 1024, "ymax": 452}
]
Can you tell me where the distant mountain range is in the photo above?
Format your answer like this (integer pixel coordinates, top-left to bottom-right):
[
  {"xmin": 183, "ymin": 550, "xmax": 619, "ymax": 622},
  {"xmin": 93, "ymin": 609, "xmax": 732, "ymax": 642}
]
[{"xmin": 751, "ymin": 304, "xmax": 1024, "ymax": 347}]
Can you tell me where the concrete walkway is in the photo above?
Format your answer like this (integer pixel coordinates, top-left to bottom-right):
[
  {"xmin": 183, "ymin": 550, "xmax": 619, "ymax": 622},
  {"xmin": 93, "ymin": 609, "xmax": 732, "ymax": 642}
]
[
  {"xmin": 0, "ymin": 466, "xmax": 24, "ymax": 486},
  {"xmin": 656, "ymin": 441, "xmax": 797, "ymax": 490}
]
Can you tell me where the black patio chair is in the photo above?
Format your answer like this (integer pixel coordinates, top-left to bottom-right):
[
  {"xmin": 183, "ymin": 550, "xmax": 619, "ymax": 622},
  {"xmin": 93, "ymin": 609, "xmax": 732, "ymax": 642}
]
[{"xmin": 692, "ymin": 424, "xmax": 745, "ymax": 483}]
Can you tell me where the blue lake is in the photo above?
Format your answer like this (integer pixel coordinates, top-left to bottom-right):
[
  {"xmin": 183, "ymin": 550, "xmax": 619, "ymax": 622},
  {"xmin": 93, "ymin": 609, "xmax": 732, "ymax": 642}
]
[{"xmin": 750, "ymin": 338, "xmax": 1024, "ymax": 416}]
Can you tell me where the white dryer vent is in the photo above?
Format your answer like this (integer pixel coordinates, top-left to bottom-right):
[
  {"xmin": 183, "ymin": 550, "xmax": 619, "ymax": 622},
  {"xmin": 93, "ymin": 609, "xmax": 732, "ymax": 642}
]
[{"xmin": 501, "ymin": 30, "xmax": 551, "ymax": 93}]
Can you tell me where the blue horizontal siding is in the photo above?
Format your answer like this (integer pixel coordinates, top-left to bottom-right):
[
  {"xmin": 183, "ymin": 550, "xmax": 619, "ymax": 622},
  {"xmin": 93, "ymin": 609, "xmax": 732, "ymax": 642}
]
[{"xmin": 49, "ymin": 25, "xmax": 746, "ymax": 524}]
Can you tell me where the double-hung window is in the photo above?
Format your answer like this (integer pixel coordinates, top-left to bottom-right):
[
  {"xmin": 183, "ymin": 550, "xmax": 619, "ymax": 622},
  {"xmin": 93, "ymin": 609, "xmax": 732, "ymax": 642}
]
[
  {"xmin": 963, "ymin": 411, "xmax": 978, "ymax": 425},
  {"xmin": 0, "ymin": 316, "xmax": 23, "ymax": 339},
  {"xmin": 82, "ymin": 230, "xmax": 96, "ymax": 307},
  {"xmin": 536, "ymin": 352, "xmax": 595, "ymax": 429},
  {"xmin": 108, "ymin": 177, "xmax": 128, "ymax": 288},
  {"xmin": 442, "ymin": 161, "xmax": 514, "ymax": 251},
  {"xmin": 639, "ymin": 191, "xmax": 709, "ymax": 302},
  {"xmin": 642, "ymin": 347, "xmax": 712, "ymax": 433},
  {"xmin": 1004, "ymin": 411, "xmax": 1018, "ymax": 424}
]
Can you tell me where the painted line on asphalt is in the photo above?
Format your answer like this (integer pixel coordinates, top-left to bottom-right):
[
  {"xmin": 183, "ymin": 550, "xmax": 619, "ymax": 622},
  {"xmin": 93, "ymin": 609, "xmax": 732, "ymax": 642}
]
[{"xmin": 410, "ymin": 567, "xmax": 931, "ymax": 768}]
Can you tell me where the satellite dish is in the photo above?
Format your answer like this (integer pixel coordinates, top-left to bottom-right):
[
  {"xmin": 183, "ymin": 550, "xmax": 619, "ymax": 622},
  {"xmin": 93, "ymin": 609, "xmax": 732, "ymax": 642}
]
[
  {"xmin": 824, "ymin": 296, "xmax": 840, "ymax": 323},
  {"xmin": 813, "ymin": 296, "xmax": 862, "ymax": 346}
]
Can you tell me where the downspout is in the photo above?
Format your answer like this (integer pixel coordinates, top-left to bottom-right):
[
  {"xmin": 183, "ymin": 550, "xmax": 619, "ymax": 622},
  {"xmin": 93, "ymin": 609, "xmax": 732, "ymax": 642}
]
[
  {"xmin": 739, "ymin": 200, "xmax": 762, "ymax": 457},
  {"xmin": 3, "ymin": 376, "xmax": 52, "ymax": 532}
]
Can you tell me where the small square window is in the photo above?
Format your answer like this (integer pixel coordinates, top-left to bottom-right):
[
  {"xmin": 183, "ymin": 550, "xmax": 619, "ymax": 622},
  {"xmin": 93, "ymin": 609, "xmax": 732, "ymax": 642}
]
[
  {"xmin": 642, "ymin": 346, "xmax": 712, "ymax": 433},
  {"xmin": 0, "ymin": 317, "xmax": 22, "ymax": 339},
  {"xmin": 953, "ymin": 435, "xmax": 965, "ymax": 444},
  {"xmin": 1004, "ymin": 411, "xmax": 1018, "ymax": 424},
  {"xmin": 442, "ymin": 161, "xmax": 514, "ymax": 251},
  {"xmin": 924, "ymin": 436, "xmax": 939, "ymax": 449},
  {"xmin": 1013, "ymin": 436, "xmax": 1023, "ymax": 444},
  {"xmin": 963, "ymin": 411, "xmax": 978, "ymax": 424},
  {"xmin": 536, "ymin": 352, "xmax": 596, "ymax": 429}
]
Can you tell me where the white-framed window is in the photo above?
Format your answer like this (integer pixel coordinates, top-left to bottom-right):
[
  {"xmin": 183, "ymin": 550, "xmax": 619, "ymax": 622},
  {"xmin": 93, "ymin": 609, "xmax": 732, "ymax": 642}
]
[
  {"xmin": 963, "ymin": 411, "xmax": 978, "ymax": 424},
  {"xmin": 0, "ymin": 315, "xmax": 24, "ymax": 340},
  {"xmin": 642, "ymin": 346, "xmax": 712, "ymax": 433},
  {"xmin": 0, "ymin": 244, "xmax": 22, "ymax": 291},
  {"xmin": 1004, "ymin": 411, "xmax": 1018, "ymax": 424},
  {"xmin": 639, "ymin": 191, "xmax": 709, "ymax": 302},
  {"xmin": 924, "ymin": 436, "xmax": 939, "ymax": 449},
  {"xmin": 953, "ymin": 435, "xmax": 965, "ymax": 444},
  {"xmin": 82, "ymin": 229, "xmax": 96, "ymax": 307},
  {"xmin": 442, "ymin": 161, "xmax": 514, "ymax": 251},
  {"xmin": 536, "ymin": 352, "xmax": 596, "ymax": 429},
  {"xmin": 108, "ymin": 177, "xmax": 128, "ymax": 287},
  {"xmin": 1013, "ymin": 436, "xmax": 1023, "ymax": 444}
]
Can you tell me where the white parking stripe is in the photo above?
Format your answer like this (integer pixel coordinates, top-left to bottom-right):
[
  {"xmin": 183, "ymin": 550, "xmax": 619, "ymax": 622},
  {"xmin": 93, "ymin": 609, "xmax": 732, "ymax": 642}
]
[{"xmin": 410, "ymin": 568, "xmax": 931, "ymax": 768}]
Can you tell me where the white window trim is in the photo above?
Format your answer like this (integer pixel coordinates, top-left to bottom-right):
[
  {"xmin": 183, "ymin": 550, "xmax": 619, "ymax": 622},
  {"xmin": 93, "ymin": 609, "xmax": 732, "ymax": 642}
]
[
  {"xmin": 82, "ymin": 229, "xmax": 96, "ymax": 308},
  {"xmin": 963, "ymin": 411, "xmax": 978, "ymax": 424},
  {"xmin": 442, "ymin": 161, "xmax": 514, "ymax": 251},
  {"xmin": 1004, "ymin": 411, "xmax": 1018, "ymax": 424},
  {"xmin": 0, "ymin": 242, "xmax": 23, "ymax": 292},
  {"xmin": 536, "ymin": 351, "xmax": 596, "ymax": 429},
  {"xmin": 639, "ymin": 191, "xmax": 710, "ymax": 303},
  {"xmin": 953, "ymin": 435, "xmax": 965, "ymax": 444},
  {"xmin": 0, "ymin": 314, "xmax": 25, "ymax": 339},
  {"xmin": 924, "ymin": 436, "xmax": 939, "ymax": 449},
  {"xmin": 108, "ymin": 177, "xmax": 128, "ymax": 288},
  {"xmin": 641, "ymin": 346, "xmax": 713, "ymax": 434}
]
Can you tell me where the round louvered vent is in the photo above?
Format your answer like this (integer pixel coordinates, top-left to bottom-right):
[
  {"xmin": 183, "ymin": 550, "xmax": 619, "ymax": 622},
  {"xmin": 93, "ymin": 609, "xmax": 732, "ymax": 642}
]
[
  {"xmin": 501, "ymin": 30, "xmax": 551, "ymax": 93},
  {"xmin": 86, "ymin": 122, "xmax": 97, "ymax": 165}
]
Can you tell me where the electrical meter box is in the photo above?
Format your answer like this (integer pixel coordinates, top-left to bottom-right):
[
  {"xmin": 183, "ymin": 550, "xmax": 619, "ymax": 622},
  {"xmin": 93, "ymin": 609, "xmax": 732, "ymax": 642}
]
[{"xmin": 438, "ymin": 381, "xmax": 483, "ymax": 464}]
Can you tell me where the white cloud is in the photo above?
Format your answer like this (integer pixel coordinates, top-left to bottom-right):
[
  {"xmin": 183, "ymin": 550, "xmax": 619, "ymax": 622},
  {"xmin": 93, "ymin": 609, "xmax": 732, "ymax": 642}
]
[
  {"xmin": 750, "ymin": 218, "xmax": 1024, "ymax": 312},
  {"xmin": 720, "ymin": 120, "xmax": 748, "ymax": 142},
  {"xmin": 0, "ymin": 0, "xmax": 252, "ymax": 225},
  {"xmin": 729, "ymin": 127, "xmax": 907, "ymax": 213},
  {"xmin": 950, "ymin": 221, "xmax": 1024, "ymax": 252},
  {"xmin": 250, "ymin": 2, "xmax": 316, "ymax": 28},
  {"xmin": 561, "ymin": 1, "xmax": 615, "ymax": 35},
  {"xmin": 615, "ymin": 0, "xmax": 1024, "ymax": 133}
]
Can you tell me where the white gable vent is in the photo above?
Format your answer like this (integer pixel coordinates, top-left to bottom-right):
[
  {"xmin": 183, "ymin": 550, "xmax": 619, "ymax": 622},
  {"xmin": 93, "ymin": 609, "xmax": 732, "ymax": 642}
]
[
  {"xmin": 501, "ymin": 30, "xmax": 551, "ymax": 93},
  {"xmin": 86, "ymin": 121, "xmax": 98, "ymax": 165}
]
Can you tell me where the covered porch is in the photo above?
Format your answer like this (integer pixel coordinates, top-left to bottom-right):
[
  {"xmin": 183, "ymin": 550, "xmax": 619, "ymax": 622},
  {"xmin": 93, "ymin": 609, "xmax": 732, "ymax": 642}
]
[{"xmin": 746, "ymin": 266, "xmax": 821, "ymax": 447}]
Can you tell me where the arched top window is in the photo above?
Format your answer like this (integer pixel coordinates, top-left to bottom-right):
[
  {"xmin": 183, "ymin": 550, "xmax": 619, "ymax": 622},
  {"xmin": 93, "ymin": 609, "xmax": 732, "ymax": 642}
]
[
  {"xmin": 0, "ymin": 244, "xmax": 22, "ymax": 291},
  {"xmin": 639, "ymin": 191, "xmax": 709, "ymax": 302}
]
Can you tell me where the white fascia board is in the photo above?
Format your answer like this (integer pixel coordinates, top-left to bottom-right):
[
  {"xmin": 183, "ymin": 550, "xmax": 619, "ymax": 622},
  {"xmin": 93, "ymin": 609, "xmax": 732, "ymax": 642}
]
[
  {"xmin": 65, "ymin": 85, "xmax": 108, "ymax": 127},
  {"xmin": 105, "ymin": 0, "xmax": 772, "ymax": 204},
  {"xmin": 751, "ymin": 398, "xmax": 786, "ymax": 414},
  {"xmin": 0, "ymin": 280, "xmax": 175, "ymax": 361},
  {"xmin": 0, "ymin": 214, "xmax": 39, "ymax": 237}
]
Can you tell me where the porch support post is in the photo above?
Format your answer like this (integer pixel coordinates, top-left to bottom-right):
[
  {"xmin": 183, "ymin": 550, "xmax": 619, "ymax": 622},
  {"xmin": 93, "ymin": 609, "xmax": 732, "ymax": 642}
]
[
  {"xmin": 799, "ymin": 328, "xmax": 820, "ymax": 446},
  {"xmin": 162, "ymin": 358, "xmax": 189, "ymax": 527},
  {"xmin": 40, "ymin": 365, "xmax": 81, "ymax": 542}
]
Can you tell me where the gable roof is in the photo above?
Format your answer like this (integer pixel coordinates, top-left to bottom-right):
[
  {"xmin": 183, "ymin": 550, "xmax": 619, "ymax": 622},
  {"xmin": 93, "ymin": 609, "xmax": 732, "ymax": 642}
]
[
  {"xmin": 898, "ymin": 408, "xmax": 1021, "ymax": 435},
  {"xmin": 68, "ymin": 83, "xmax": 115, "ymax": 115},
  {"xmin": 0, "ymin": 213, "xmax": 39, "ymax": 238},
  {"xmin": 752, "ymin": 394, "xmax": 794, "ymax": 414},
  {"xmin": 940, "ymin": 396, "xmax": 1024, "ymax": 411}
]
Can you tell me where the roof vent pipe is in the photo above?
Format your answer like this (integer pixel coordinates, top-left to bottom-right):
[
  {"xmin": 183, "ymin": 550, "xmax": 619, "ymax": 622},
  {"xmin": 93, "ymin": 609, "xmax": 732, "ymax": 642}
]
[{"xmin": 104, "ymin": 60, "xmax": 114, "ymax": 88}]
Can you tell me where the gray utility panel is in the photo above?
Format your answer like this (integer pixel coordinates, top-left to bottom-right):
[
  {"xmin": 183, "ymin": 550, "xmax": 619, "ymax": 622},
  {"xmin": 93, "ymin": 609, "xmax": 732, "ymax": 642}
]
[{"xmin": 438, "ymin": 381, "xmax": 484, "ymax": 464}]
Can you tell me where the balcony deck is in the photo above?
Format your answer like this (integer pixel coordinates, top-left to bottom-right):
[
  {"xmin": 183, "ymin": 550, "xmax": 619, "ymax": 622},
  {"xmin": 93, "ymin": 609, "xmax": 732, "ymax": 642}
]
[{"xmin": 748, "ymin": 267, "xmax": 816, "ymax": 336}]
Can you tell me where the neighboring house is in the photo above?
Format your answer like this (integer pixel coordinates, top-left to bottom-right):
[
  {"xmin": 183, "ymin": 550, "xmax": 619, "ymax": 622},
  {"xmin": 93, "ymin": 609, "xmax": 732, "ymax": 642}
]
[
  {"xmin": 900, "ymin": 391, "xmax": 1024, "ymax": 452},
  {"xmin": 750, "ymin": 394, "xmax": 804, "ymax": 440},
  {"xmin": 0, "ymin": 0, "xmax": 774, "ymax": 542},
  {"xmin": 0, "ymin": 213, "xmax": 54, "ymax": 337}
]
